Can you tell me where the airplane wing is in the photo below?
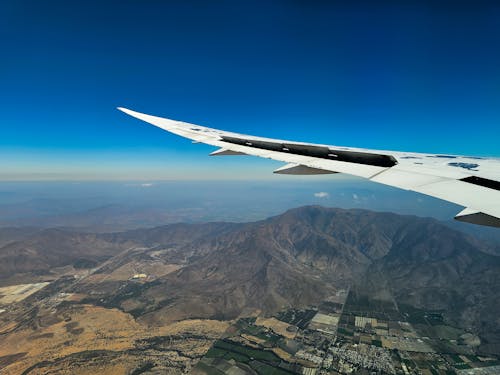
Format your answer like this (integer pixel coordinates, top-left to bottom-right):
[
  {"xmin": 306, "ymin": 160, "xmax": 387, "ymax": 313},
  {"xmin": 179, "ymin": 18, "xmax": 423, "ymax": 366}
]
[{"xmin": 118, "ymin": 107, "xmax": 500, "ymax": 228}]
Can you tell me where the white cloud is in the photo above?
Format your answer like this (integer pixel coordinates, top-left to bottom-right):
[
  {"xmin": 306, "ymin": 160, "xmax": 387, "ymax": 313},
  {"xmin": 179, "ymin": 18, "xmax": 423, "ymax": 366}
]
[
  {"xmin": 124, "ymin": 182, "xmax": 155, "ymax": 188},
  {"xmin": 314, "ymin": 192, "xmax": 329, "ymax": 199},
  {"xmin": 352, "ymin": 193, "xmax": 359, "ymax": 200}
]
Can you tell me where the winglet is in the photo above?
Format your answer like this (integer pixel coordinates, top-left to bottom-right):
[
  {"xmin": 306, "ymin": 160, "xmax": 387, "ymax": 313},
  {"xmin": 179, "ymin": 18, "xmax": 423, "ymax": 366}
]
[
  {"xmin": 117, "ymin": 107, "xmax": 179, "ymax": 127},
  {"xmin": 117, "ymin": 107, "xmax": 196, "ymax": 135},
  {"xmin": 117, "ymin": 107, "xmax": 228, "ymax": 146}
]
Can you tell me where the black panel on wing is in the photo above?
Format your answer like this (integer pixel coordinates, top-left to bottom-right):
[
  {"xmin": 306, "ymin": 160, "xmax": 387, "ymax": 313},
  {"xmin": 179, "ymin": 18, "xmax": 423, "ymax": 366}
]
[
  {"xmin": 460, "ymin": 176, "xmax": 500, "ymax": 191},
  {"xmin": 221, "ymin": 136, "xmax": 397, "ymax": 168}
]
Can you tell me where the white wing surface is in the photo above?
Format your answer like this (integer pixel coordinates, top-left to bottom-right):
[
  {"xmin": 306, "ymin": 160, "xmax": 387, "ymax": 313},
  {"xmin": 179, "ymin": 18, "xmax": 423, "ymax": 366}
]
[{"xmin": 118, "ymin": 107, "xmax": 500, "ymax": 228}]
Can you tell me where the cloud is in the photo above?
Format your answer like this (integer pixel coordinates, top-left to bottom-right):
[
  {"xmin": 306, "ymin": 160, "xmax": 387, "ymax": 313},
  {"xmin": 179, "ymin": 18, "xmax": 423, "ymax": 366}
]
[
  {"xmin": 125, "ymin": 182, "xmax": 155, "ymax": 188},
  {"xmin": 352, "ymin": 193, "xmax": 359, "ymax": 200},
  {"xmin": 314, "ymin": 192, "xmax": 329, "ymax": 199}
]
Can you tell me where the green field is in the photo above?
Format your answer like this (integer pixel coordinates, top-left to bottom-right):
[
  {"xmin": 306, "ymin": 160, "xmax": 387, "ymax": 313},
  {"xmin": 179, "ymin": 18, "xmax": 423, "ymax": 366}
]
[
  {"xmin": 249, "ymin": 360, "xmax": 296, "ymax": 375},
  {"xmin": 399, "ymin": 304, "xmax": 445, "ymax": 326},
  {"xmin": 206, "ymin": 340, "xmax": 282, "ymax": 364},
  {"xmin": 275, "ymin": 309, "xmax": 316, "ymax": 329},
  {"xmin": 193, "ymin": 361, "xmax": 225, "ymax": 375}
]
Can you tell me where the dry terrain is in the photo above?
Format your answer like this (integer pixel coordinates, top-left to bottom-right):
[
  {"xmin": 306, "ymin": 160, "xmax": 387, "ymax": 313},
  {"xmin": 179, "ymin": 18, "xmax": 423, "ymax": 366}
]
[
  {"xmin": 0, "ymin": 299, "xmax": 228, "ymax": 374},
  {"xmin": 0, "ymin": 206, "xmax": 499, "ymax": 373}
]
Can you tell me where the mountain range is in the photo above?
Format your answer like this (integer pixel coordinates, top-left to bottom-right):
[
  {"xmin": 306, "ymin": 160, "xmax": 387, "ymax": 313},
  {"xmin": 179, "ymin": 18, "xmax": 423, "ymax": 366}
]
[{"xmin": 0, "ymin": 206, "xmax": 499, "ymax": 355}]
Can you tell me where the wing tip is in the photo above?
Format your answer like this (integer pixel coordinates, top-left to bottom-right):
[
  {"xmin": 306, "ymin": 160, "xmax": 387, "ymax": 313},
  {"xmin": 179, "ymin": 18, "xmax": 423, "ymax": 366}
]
[
  {"xmin": 116, "ymin": 107, "xmax": 159, "ymax": 123},
  {"xmin": 117, "ymin": 107, "xmax": 136, "ymax": 116}
]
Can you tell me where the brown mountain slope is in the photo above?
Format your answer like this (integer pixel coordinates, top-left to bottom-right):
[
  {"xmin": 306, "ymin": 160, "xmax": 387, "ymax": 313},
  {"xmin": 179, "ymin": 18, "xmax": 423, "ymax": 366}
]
[
  {"xmin": 2, "ymin": 206, "xmax": 498, "ymax": 352},
  {"xmin": 0, "ymin": 229, "xmax": 123, "ymax": 283},
  {"xmin": 115, "ymin": 207, "xmax": 498, "ymax": 337},
  {"xmin": 364, "ymin": 220, "xmax": 500, "ymax": 354}
]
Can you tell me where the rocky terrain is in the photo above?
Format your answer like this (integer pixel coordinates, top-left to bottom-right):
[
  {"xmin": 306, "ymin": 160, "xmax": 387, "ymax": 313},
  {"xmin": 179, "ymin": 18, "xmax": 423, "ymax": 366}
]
[{"xmin": 0, "ymin": 206, "xmax": 499, "ymax": 373}]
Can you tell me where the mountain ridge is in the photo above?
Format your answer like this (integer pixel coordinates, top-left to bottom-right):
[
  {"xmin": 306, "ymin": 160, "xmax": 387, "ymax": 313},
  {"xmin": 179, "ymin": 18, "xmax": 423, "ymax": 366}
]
[{"xmin": 1, "ymin": 205, "xmax": 499, "ymax": 354}]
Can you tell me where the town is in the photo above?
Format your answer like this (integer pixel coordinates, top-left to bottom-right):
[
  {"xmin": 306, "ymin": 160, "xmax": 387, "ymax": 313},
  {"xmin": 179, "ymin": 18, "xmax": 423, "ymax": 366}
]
[{"xmin": 194, "ymin": 289, "xmax": 500, "ymax": 375}]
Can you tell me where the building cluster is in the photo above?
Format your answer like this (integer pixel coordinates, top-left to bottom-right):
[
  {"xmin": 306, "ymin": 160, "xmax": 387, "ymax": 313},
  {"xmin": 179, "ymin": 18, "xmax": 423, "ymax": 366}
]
[
  {"xmin": 195, "ymin": 287, "xmax": 500, "ymax": 375},
  {"xmin": 329, "ymin": 343, "xmax": 395, "ymax": 374}
]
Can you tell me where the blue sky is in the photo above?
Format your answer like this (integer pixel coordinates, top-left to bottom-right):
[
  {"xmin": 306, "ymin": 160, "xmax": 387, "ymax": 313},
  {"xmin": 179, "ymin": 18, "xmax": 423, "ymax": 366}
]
[{"xmin": 1, "ymin": 0, "xmax": 499, "ymax": 180}]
